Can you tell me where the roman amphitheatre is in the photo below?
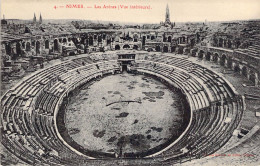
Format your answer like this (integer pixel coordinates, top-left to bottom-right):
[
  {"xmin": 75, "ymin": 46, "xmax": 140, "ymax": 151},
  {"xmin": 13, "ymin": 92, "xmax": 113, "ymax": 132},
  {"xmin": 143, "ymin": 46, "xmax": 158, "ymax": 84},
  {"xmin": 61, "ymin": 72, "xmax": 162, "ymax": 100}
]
[{"xmin": 1, "ymin": 4, "xmax": 260, "ymax": 166}]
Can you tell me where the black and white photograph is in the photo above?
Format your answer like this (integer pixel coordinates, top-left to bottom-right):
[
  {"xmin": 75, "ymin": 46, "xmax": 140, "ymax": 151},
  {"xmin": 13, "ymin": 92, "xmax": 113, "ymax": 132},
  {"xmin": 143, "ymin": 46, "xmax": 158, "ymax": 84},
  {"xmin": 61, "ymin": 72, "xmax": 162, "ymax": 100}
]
[{"xmin": 0, "ymin": 0, "xmax": 260, "ymax": 165}]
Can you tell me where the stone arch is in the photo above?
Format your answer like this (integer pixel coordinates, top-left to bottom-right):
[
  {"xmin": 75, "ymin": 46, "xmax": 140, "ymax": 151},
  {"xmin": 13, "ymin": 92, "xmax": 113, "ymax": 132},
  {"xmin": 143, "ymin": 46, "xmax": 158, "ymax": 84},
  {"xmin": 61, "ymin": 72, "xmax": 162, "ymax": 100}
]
[
  {"xmin": 178, "ymin": 47, "xmax": 184, "ymax": 54},
  {"xmin": 133, "ymin": 34, "xmax": 138, "ymax": 42},
  {"xmin": 184, "ymin": 48, "xmax": 190, "ymax": 55},
  {"xmin": 89, "ymin": 36, "xmax": 93, "ymax": 46},
  {"xmin": 248, "ymin": 70, "xmax": 256, "ymax": 84},
  {"xmin": 54, "ymin": 39, "xmax": 59, "ymax": 52},
  {"xmin": 5, "ymin": 44, "xmax": 11, "ymax": 55},
  {"xmin": 234, "ymin": 64, "xmax": 240, "ymax": 73},
  {"xmin": 22, "ymin": 42, "xmax": 25, "ymax": 49},
  {"xmin": 133, "ymin": 45, "xmax": 138, "ymax": 50},
  {"xmin": 25, "ymin": 42, "xmax": 31, "ymax": 51},
  {"xmin": 218, "ymin": 38, "xmax": 223, "ymax": 47},
  {"xmin": 227, "ymin": 57, "xmax": 232, "ymax": 68},
  {"xmin": 16, "ymin": 42, "xmax": 22, "ymax": 55},
  {"xmin": 147, "ymin": 48, "xmax": 153, "ymax": 52},
  {"xmin": 242, "ymin": 66, "xmax": 248, "ymax": 78},
  {"xmin": 163, "ymin": 46, "xmax": 168, "ymax": 52},
  {"xmin": 107, "ymin": 38, "xmax": 111, "ymax": 45},
  {"xmin": 45, "ymin": 40, "xmax": 49, "ymax": 49},
  {"xmin": 98, "ymin": 35, "xmax": 102, "ymax": 42},
  {"xmin": 171, "ymin": 46, "xmax": 176, "ymax": 53},
  {"xmin": 155, "ymin": 45, "xmax": 161, "ymax": 52},
  {"xmin": 220, "ymin": 54, "xmax": 227, "ymax": 66},
  {"xmin": 115, "ymin": 45, "xmax": 120, "ymax": 50},
  {"xmin": 205, "ymin": 52, "xmax": 211, "ymax": 61},
  {"xmin": 123, "ymin": 44, "xmax": 130, "ymax": 49},
  {"xmin": 198, "ymin": 50, "xmax": 204, "ymax": 59},
  {"xmin": 168, "ymin": 36, "xmax": 172, "ymax": 42},
  {"xmin": 151, "ymin": 35, "xmax": 155, "ymax": 40},
  {"xmin": 63, "ymin": 38, "xmax": 67, "ymax": 43},
  {"xmin": 213, "ymin": 53, "xmax": 219, "ymax": 62},
  {"xmin": 36, "ymin": 41, "xmax": 40, "ymax": 54},
  {"xmin": 102, "ymin": 34, "xmax": 106, "ymax": 40}
]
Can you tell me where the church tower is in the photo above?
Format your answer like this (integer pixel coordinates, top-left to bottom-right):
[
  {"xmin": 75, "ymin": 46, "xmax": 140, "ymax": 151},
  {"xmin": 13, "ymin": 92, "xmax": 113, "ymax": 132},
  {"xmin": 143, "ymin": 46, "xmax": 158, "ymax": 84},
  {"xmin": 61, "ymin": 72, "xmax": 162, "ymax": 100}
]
[
  {"xmin": 39, "ymin": 13, "xmax": 42, "ymax": 24},
  {"xmin": 33, "ymin": 13, "xmax": 36, "ymax": 24},
  {"xmin": 165, "ymin": 4, "xmax": 171, "ymax": 23}
]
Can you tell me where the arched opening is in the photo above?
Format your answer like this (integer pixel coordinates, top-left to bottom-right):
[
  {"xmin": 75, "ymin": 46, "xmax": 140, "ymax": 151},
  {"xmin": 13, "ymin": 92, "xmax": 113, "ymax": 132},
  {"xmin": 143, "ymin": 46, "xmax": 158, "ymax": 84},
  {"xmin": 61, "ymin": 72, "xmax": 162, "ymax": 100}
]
[
  {"xmin": 80, "ymin": 37, "xmax": 85, "ymax": 44},
  {"xmin": 147, "ymin": 48, "xmax": 153, "ymax": 52},
  {"xmin": 155, "ymin": 45, "xmax": 161, "ymax": 52},
  {"xmin": 142, "ymin": 36, "xmax": 146, "ymax": 46},
  {"xmin": 133, "ymin": 34, "xmax": 138, "ymax": 42},
  {"xmin": 63, "ymin": 38, "xmax": 67, "ymax": 43},
  {"xmin": 98, "ymin": 35, "xmax": 102, "ymax": 42},
  {"xmin": 219, "ymin": 38, "xmax": 223, "ymax": 47},
  {"xmin": 54, "ymin": 39, "xmax": 59, "ymax": 52},
  {"xmin": 45, "ymin": 40, "xmax": 49, "ymax": 49},
  {"xmin": 184, "ymin": 48, "xmax": 190, "ymax": 55},
  {"xmin": 103, "ymin": 34, "xmax": 106, "ymax": 40},
  {"xmin": 213, "ymin": 53, "xmax": 219, "ymax": 62},
  {"xmin": 25, "ymin": 42, "xmax": 30, "ymax": 51},
  {"xmin": 123, "ymin": 45, "xmax": 130, "ymax": 49},
  {"xmin": 89, "ymin": 36, "xmax": 93, "ymax": 46},
  {"xmin": 205, "ymin": 52, "xmax": 211, "ymax": 61},
  {"xmin": 234, "ymin": 65, "xmax": 240, "ymax": 73},
  {"xmin": 16, "ymin": 43, "xmax": 22, "ymax": 56},
  {"xmin": 178, "ymin": 47, "xmax": 184, "ymax": 54},
  {"xmin": 69, "ymin": 52, "xmax": 75, "ymax": 56},
  {"xmin": 6, "ymin": 44, "xmax": 12, "ymax": 55},
  {"xmin": 36, "ymin": 41, "xmax": 40, "ymax": 54},
  {"xmin": 227, "ymin": 58, "xmax": 232, "ymax": 68},
  {"xmin": 168, "ymin": 36, "xmax": 172, "ymax": 42},
  {"xmin": 22, "ymin": 42, "xmax": 25, "ymax": 49},
  {"xmin": 249, "ymin": 71, "xmax": 256, "ymax": 84},
  {"xmin": 242, "ymin": 66, "xmax": 247, "ymax": 78},
  {"xmin": 171, "ymin": 46, "xmax": 176, "ymax": 53},
  {"xmin": 163, "ymin": 46, "xmax": 168, "ymax": 52},
  {"xmin": 220, "ymin": 54, "xmax": 227, "ymax": 66},
  {"xmin": 151, "ymin": 36, "xmax": 155, "ymax": 40},
  {"xmin": 107, "ymin": 38, "xmax": 111, "ymax": 45},
  {"xmin": 115, "ymin": 45, "xmax": 120, "ymax": 50},
  {"xmin": 228, "ymin": 40, "xmax": 232, "ymax": 48},
  {"xmin": 133, "ymin": 45, "xmax": 138, "ymax": 50},
  {"xmin": 198, "ymin": 50, "xmax": 204, "ymax": 59}
]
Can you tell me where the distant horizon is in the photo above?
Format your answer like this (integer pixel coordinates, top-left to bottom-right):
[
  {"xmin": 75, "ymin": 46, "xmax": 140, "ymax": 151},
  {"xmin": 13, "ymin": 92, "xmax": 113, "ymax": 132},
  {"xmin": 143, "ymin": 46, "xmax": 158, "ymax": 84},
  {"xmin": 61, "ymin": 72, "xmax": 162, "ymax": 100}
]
[
  {"xmin": 3, "ymin": 18, "xmax": 260, "ymax": 25},
  {"xmin": 2, "ymin": 0, "xmax": 260, "ymax": 23}
]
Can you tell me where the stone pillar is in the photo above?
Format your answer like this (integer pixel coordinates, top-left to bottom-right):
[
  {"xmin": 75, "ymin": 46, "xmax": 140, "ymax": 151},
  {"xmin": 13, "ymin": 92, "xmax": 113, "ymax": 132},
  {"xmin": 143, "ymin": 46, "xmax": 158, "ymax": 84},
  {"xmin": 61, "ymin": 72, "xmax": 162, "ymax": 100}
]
[
  {"xmin": 247, "ymin": 69, "xmax": 250, "ymax": 81},
  {"xmin": 224, "ymin": 58, "xmax": 228, "ymax": 67},
  {"xmin": 255, "ymin": 72, "xmax": 259, "ymax": 87}
]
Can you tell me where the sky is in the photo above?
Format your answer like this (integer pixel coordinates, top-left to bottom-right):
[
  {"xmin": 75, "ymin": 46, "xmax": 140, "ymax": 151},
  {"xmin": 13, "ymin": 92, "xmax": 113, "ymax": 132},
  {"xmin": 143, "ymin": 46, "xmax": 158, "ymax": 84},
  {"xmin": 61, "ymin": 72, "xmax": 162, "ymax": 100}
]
[{"xmin": 1, "ymin": 0, "xmax": 260, "ymax": 23}]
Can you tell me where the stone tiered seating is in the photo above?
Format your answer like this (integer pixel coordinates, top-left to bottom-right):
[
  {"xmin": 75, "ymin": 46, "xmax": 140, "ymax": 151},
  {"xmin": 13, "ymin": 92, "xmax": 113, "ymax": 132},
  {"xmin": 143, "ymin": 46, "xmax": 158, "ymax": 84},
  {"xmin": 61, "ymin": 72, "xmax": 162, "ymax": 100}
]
[
  {"xmin": 133, "ymin": 54, "xmax": 244, "ymax": 162},
  {"xmin": 0, "ymin": 53, "xmax": 243, "ymax": 165},
  {"xmin": 1, "ymin": 55, "xmax": 120, "ymax": 165}
]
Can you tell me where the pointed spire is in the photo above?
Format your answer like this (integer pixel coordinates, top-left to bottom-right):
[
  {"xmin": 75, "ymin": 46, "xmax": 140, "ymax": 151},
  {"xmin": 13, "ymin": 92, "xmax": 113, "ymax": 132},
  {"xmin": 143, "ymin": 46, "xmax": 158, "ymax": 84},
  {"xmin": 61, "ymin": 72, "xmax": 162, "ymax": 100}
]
[
  {"xmin": 165, "ymin": 4, "xmax": 170, "ymax": 23},
  {"xmin": 39, "ymin": 13, "xmax": 42, "ymax": 24},
  {"xmin": 33, "ymin": 13, "xmax": 36, "ymax": 23}
]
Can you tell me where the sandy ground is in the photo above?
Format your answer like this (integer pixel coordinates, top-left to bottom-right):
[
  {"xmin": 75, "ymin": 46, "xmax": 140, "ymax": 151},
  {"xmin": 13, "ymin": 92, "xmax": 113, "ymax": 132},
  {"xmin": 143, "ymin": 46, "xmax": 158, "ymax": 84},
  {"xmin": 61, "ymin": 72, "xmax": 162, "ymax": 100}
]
[{"xmin": 65, "ymin": 73, "xmax": 187, "ymax": 155}]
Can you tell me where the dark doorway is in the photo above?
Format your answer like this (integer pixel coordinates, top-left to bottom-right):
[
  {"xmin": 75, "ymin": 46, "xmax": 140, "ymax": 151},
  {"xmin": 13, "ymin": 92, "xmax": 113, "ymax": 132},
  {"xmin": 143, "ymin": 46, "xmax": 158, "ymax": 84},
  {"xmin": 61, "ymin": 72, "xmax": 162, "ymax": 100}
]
[{"xmin": 122, "ymin": 65, "xmax": 127, "ymax": 71}]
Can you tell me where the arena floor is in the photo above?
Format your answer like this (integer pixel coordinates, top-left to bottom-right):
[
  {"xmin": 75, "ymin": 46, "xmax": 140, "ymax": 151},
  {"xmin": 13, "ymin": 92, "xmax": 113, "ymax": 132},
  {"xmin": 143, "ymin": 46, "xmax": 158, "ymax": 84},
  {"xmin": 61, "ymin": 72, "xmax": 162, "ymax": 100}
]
[{"xmin": 64, "ymin": 72, "xmax": 188, "ymax": 156}]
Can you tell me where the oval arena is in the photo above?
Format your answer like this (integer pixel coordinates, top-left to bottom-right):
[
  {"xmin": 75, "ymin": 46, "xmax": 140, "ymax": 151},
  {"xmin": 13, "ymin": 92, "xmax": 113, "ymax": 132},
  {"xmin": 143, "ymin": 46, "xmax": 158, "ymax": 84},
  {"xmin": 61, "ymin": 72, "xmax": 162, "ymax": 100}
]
[{"xmin": 1, "ymin": 51, "xmax": 246, "ymax": 165}]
